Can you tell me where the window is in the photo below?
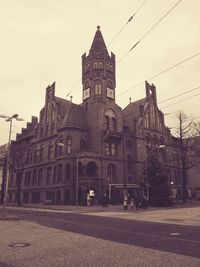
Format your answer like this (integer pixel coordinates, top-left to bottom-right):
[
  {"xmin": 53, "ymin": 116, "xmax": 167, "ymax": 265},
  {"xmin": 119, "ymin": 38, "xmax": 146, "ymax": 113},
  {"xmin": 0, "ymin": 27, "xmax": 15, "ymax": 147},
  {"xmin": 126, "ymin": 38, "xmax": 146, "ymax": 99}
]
[
  {"xmin": 105, "ymin": 142, "xmax": 110, "ymax": 155},
  {"xmin": 105, "ymin": 142, "xmax": 117, "ymax": 156},
  {"xmin": 80, "ymin": 139, "xmax": 87, "ymax": 150},
  {"xmin": 51, "ymin": 123, "xmax": 55, "ymax": 134},
  {"xmin": 86, "ymin": 162, "xmax": 97, "ymax": 177},
  {"xmin": 67, "ymin": 136, "xmax": 72, "ymax": 153},
  {"xmin": 46, "ymin": 167, "xmax": 52, "ymax": 185},
  {"xmin": 98, "ymin": 62, "xmax": 102, "ymax": 69},
  {"xmin": 107, "ymin": 164, "xmax": 117, "ymax": 183},
  {"xmin": 57, "ymin": 164, "xmax": 62, "ymax": 183},
  {"xmin": 65, "ymin": 163, "xmax": 71, "ymax": 181},
  {"xmin": 58, "ymin": 136, "xmax": 64, "ymax": 156},
  {"xmin": 39, "ymin": 144, "xmax": 44, "ymax": 161},
  {"xmin": 38, "ymin": 169, "xmax": 43, "ymax": 186},
  {"xmin": 93, "ymin": 62, "xmax": 98, "ymax": 69},
  {"xmin": 53, "ymin": 166, "xmax": 57, "ymax": 184},
  {"xmin": 95, "ymin": 83, "xmax": 102, "ymax": 95},
  {"xmin": 111, "ymin": 143, "xmax": 117, "ymax": 156},
  {"xmin": 32, "ymin": 169, "xmax": 37, "ymax": 186},
  {"xmin": 48, "ymin": 142, "xmax": 53, "ymax": 160},
  {"xmin": 105, "ymin": 116, "xmax": 109, "ymax": 130},
  {"xmin": 111, "ymin": 117, "xmax": 117, "ymax": 130},
  {"xmin": 127, "ymin": 155, "xmax": 133, "ymax": 173}
]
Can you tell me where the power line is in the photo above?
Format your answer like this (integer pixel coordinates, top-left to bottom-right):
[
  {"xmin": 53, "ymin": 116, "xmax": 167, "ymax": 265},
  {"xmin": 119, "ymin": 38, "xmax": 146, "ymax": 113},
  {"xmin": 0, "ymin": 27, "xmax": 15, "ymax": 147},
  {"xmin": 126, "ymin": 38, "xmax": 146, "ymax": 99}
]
[
  {"xmin": 117, "ymin": 0, "xmax": 183, "ymax": 64},
  {"xmin": 161, "ymin": 92, "xmax": 200, "ymax": 109},
  {"xmin": 158, "ymin": 85, "xmax": 200, "ymax": 104},
  {"xmin": 108, "ymin": 0, "xmax": 148, "ymax": 47},
  {"xmin": 167, "ymin": 115, "xmax": 200, "ymax": 128},
  {"xmin": 163, "ymin": 104, "xmax": 200, "ymax": 116},
  {"xmin": 117, "ymin": 51, "xmax": 200, "ymax": 97},
  {"xmin": 65, "ymin": 1, "xmax": 148, "ymax": 98},
  {"xmin": 65, "ymin": 78, "xmax": 81, "ymax": 99}
]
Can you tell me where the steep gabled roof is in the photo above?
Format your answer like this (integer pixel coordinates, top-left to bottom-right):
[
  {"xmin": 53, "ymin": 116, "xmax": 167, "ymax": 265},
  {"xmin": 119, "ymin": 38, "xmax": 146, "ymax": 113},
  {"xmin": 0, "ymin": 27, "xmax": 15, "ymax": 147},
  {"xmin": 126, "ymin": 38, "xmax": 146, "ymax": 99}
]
[
  {"xmin": 123, "ymin": 98, "xmax": 146, "ymax": 119},
  {"xmin": 60, "ymin": 103, "xmax": 88, "ymax": 130}
]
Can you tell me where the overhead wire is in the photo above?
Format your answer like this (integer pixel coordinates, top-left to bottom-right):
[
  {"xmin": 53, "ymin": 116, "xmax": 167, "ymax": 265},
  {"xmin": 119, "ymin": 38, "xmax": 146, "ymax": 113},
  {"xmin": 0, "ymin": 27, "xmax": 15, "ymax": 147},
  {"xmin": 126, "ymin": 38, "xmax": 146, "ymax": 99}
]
[
  {"xmin": 117, "ymin": 0, "xmax": 183, "ymax": 64},
  {"xmin": 65, "ymin": 0, "xmax": 148, "ymax": 99},
  {"xmin": 108, "ymin": 0, "xmax": 148, "ymax": 47},
  {"xmin": 158, "ymin": 85, "xmax": 200, "ymax": 105},
  {"xmin": 117, "ymin": 51, "xmax": 200, "ymax": 97},
  {"xmin": 161, "ymin": 92, "xmax": 200, "ymax": 109}
]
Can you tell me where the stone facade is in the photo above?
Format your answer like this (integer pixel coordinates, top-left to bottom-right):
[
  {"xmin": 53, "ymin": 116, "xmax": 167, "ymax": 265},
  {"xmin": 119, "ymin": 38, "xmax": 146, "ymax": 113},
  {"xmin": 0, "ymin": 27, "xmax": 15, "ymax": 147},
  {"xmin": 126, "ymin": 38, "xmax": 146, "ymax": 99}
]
[{"xmin": 7, "ymin": 27, "xmax": 182, "ymax": 205}]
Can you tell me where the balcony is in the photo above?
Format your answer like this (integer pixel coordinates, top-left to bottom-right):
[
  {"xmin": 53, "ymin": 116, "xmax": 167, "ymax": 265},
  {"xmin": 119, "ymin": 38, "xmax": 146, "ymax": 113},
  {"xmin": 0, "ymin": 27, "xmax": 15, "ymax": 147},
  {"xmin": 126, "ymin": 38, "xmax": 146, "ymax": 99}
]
[{"xmin": 102, "ymin": 129, "xmax": 122, "ymax": 143}]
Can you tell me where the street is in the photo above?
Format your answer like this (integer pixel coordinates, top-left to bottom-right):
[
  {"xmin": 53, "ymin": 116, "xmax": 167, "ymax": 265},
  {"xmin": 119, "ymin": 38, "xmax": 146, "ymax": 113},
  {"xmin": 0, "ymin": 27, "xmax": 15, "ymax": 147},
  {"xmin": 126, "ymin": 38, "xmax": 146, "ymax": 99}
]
[{"xmin": 0, "ymin": 206, "xmax": 200, "ymax": 267}]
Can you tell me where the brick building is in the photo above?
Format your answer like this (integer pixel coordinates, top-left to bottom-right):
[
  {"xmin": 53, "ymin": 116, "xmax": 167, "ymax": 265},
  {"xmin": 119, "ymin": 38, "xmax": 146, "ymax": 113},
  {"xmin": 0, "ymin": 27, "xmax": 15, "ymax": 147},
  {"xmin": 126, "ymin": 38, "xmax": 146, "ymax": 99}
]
[{"xmin": 7, "ymin": 26, "xmax": 182, "ymax": 205}]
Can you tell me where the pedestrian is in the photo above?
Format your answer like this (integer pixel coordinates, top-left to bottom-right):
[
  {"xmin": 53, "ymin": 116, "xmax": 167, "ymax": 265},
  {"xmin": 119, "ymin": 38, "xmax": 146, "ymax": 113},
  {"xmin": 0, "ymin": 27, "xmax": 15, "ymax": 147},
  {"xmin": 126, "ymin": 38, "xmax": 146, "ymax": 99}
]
[
  {"xmin": 130, "ymin": 198, "xmax": 134, "ymax": 210},
  {"xmin": 134, "ymin": 196, "xmax": 139, "ymax": 210},
  {"xmin": 123, "ymin": 195, "xmax": 128, "ymax": 210}
]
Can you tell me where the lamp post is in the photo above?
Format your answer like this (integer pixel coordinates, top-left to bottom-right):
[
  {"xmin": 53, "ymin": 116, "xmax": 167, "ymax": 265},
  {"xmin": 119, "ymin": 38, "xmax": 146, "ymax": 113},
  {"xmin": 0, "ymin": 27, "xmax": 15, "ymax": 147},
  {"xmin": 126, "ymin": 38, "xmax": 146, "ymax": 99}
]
[
  {"xmin": 0, "ymin": 114, "xmax": 24, "ymax": 214},
  {"xmin": 74, "ymin": 151, "xmax": 78, "ymax": 208},
  {"xmin": 58, "ymin": 143, "xmax": 79, "ymax": 208}
]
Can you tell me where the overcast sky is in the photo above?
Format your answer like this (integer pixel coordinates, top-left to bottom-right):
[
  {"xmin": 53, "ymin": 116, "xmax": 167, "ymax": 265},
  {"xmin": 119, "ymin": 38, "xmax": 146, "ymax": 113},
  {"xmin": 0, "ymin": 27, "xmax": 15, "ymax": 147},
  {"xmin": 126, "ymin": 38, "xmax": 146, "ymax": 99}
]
[{"xmin": 0, "ymin": 0, "xmax": 200, "ymax": 145}]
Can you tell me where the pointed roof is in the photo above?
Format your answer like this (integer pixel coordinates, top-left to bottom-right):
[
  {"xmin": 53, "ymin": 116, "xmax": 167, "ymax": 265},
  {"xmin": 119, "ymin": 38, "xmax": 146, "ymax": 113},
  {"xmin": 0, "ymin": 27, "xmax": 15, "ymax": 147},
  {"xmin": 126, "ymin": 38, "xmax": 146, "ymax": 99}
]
[{"xmin": 89, "ymin": 26, "xmax": 109, "ymax": 57}]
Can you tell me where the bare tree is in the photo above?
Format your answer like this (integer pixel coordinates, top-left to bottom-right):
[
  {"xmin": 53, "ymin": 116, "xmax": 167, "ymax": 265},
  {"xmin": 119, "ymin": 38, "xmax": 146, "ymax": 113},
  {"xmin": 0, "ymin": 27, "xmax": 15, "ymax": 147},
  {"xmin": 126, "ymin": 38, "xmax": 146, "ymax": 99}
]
[{"xmin": 176, "ymin": 111, "xmax": 194, "ymax": 203}]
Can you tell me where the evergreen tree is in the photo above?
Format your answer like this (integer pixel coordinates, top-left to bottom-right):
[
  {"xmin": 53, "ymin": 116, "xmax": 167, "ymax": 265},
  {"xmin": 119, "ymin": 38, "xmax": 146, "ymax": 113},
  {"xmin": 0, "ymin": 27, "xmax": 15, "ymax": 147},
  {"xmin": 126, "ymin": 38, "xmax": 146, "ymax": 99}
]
[{"xmin": 147, "ymin": 150, "xmax": 172, "ymax": 207}]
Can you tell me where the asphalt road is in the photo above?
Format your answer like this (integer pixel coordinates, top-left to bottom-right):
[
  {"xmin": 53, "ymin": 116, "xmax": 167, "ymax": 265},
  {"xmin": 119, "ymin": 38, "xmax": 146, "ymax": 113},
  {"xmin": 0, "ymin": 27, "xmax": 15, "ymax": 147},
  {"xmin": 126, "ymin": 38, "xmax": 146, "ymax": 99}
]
[{"xmin": 5, "ymin": 208, "xmax": 200, "ymax": 259}]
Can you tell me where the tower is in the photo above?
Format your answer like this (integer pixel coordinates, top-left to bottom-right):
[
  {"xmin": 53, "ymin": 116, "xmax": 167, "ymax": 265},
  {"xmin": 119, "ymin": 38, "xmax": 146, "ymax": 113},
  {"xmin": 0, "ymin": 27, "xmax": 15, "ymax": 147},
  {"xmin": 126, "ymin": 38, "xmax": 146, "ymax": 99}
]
[{"xmin": 82, "ymin": 26, "xmax": 116, "ymax": 104}]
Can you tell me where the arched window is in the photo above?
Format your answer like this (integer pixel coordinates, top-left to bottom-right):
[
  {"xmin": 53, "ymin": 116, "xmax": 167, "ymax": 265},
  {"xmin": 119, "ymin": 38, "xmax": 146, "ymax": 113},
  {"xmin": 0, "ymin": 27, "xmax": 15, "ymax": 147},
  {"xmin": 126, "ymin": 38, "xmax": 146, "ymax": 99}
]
[
  {"xmin": 58, "ymin": 136, "xmax": 64, "ymax": 156},
  {"xmin": 80, "ymin": 139, "xmax": 87, "ymax": 150},
  {"xmin": 107, "ymin": 164, "xmax": 117, "ymax": 183},
  {"xmin": 39, "ymin": 144, "xmax": 44, "ymax": 161},
  {"xmin": 57, "ymin": 164, "xmax": 62, "ymax": 183},
  {"xmin": 105, "ymin": 116, "xmax": 109, "ymax": 130},
  {"xmin": 152, "ymin": 135, "xmax": 158, "ymax": 147},
  {"xmin": 105, "ymin": 142, "xmax": 110, "ymax": 155},
  {"xmin": 46, "ymin": 167, "xmax": 52, "ymax": 185},
  {"xmin": 32, "ymin": 169, "xmax": 37, "ymax": 186},
  {"xmin": 48, "ymin": 141, "xmax": 53, "ymax": 160},
  {"xmin": 111, "ymin": 117, "xmax": 117, "ymax": 130},
  {"xmin": 53, "ymin": 165, "xmax": 57, "ymax": 184},
  {"xmin": 127, "ymin": 155, "xmax": 132, "ymax": 173},
  {"xmin": 67, "ymin": 136, "xmax": 72, "ymax": 154},
  {"xmin": 105, "ymin": 109, "xmax": 117, "ymax": 130},
  {"xmin": 111, "ymin": 143, "xmax": 117, "ymax": 156},
  {"xmin": 93, "ymin": 62, "xmax": 98, "ymax": 69},
  {"xmin": 98, "ymin": 62, "xmax": 102, "ymax": 69},
  {"xmin": 95, "ymin": 82, "xmax": 102, "ymax": 95},
  {"xmin": 38, "ymin": 169, "xmax": 43, "ymax": 185},
  {"xmin": 65, "ymin": 163, "xmax": 71, "ymax": 181},
  {"xmin": 86, "ymin": 162, "xmax": 97, "ymax": 177}
]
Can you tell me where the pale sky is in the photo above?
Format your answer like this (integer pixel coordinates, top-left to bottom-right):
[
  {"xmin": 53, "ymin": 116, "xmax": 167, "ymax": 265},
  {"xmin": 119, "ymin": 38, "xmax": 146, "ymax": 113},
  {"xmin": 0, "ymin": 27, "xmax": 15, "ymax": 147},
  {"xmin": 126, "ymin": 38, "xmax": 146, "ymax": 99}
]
[{"xmin": 0, "ymin": 0, "xmax": 200, "ymax": 145}]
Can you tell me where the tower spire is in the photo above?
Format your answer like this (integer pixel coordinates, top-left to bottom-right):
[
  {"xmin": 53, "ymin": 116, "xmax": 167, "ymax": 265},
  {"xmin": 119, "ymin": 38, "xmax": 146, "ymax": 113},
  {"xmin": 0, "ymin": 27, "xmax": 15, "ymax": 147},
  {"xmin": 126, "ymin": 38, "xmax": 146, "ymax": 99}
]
[{"xmin": 89, "ymin": 26, "xmax": 109, "ymax": 57}]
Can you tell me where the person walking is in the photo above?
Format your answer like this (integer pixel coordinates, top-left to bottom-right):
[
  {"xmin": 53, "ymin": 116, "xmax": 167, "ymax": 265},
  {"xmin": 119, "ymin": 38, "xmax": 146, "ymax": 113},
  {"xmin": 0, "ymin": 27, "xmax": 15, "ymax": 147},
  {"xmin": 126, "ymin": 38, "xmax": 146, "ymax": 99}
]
[
  {"xmin": 130, "ymin": 198, "xmax": 134, "ymax": 210},
  {"xmin": 134, "ymin": 196, "xmax": 139, "ymax": 210}
]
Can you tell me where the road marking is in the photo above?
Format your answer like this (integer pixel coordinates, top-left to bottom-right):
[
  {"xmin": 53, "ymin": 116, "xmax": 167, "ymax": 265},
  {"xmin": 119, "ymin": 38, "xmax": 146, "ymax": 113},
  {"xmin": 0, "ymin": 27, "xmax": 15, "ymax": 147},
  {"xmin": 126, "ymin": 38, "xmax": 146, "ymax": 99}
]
[{"xmin": 170, "ymin": 233, "xmax": 180, "ymax": 236}]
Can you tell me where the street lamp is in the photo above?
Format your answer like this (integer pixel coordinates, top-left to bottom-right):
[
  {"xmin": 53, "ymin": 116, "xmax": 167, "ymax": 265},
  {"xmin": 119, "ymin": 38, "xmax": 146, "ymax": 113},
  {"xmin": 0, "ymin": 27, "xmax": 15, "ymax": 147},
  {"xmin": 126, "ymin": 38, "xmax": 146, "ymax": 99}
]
[
  {"xmin": 0, "ymin": 114, "xmax": 24, "ymax": 214},
  {"xmin": 58, "ymin": 143, "xmax": 79, "ymax": 208}
]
